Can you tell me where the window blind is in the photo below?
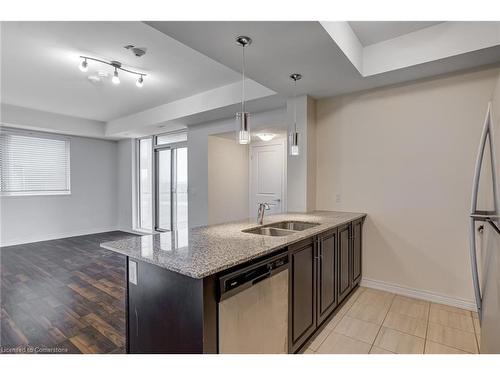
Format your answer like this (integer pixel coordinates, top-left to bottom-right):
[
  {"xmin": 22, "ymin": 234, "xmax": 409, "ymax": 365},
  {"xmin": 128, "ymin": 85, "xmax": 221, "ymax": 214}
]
[{"xmin": 0, "ymin": 129, "xmax": 71, "ymax": 196}]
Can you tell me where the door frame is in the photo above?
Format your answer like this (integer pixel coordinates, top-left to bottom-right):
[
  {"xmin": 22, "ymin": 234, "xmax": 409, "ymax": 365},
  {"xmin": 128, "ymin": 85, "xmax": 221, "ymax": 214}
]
[{"xmin": 248, "ymin": 137, "xmax": 287, "ymax": 218}]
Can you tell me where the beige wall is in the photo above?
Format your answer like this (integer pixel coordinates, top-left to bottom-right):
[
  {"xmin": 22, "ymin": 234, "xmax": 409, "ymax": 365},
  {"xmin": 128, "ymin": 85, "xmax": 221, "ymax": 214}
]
[
  {"xmin": 316, "ymin": 67, "xmax": 500, "ymax": 304},
  {"xmin": 307, "ymin": 96, "xmax": 317, "ymax": 211},
  {"xmin": 208, "ymin": 136, "xmax": 249, "ymax": 225}
]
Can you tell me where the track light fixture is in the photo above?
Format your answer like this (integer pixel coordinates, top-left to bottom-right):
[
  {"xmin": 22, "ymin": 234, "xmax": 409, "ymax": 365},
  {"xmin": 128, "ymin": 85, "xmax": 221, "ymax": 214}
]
[
  {"xmin": 112, "ymin": 68, "xmax": 120, "ymax": 85},
  {"xmin": 78, "ymin": 56, "xmax": 146, "ymax": 87},
  {"xmin": 136, "ymin": 75, "xmax": 144, "ymax": 88},
  {"xmin": 79, "ymin": 58, "xmax": 88, "ymax": 72}
]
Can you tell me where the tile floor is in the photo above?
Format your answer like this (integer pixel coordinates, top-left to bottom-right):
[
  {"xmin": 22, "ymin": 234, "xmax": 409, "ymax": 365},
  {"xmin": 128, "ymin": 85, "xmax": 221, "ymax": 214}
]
[{"xmin": 304, "ymin": 287, "xmax": 481, "ymax": 354}]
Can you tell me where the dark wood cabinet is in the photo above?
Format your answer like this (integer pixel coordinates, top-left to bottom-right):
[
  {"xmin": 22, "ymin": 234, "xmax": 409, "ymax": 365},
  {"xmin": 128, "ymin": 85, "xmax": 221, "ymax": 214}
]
[
  {"xmin": 289, "ymin": 238, "xmax": 316, "ymax": 352},
  {"xmin": 288, "ymin": 218, "xmax": 364, "ymax": 353},
  {"xmin": 337, "ymin": 223, "xmax": 352, "ymax": 302},
  {"xmin": 351, "ymin": 219, "xmax": 363, "ymax": 285},
  {"xmin": 316, "ymin": 229, "xmax": 338, "ymax": 325}
]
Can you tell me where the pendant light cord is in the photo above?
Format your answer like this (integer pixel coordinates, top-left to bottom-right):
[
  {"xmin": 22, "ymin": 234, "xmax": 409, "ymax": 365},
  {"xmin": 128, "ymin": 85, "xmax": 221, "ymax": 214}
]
[
  {"xmin": 294, "ymin": 78, "xmax": 297, "ymax": 133},
  {"xmin": 242, "ymin": 44, "xmax": 246, "ymax": 113}
]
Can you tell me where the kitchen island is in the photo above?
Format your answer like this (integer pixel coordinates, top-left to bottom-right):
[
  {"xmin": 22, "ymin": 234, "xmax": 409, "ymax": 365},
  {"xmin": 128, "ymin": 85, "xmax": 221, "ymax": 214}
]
[{"xmin": 101, "ymin": 211, "xmax": 366, "ymax": 353}]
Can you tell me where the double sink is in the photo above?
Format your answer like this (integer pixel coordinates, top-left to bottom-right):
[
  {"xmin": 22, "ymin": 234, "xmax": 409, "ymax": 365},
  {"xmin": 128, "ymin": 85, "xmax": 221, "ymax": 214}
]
[{"xmin": 242, "ymin": 221, "xmax": 320, "ymax": 237}]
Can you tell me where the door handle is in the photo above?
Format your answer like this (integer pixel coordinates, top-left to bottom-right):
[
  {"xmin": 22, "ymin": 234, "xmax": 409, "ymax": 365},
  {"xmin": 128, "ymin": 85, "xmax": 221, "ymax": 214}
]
[{"xmin": 252, "ymin": 271, "xmax": 272, "ymax": 285}]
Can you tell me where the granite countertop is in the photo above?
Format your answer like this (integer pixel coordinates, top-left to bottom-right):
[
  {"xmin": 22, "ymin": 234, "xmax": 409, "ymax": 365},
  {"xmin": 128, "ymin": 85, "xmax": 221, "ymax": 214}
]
[{"xmin": 100, "ymin": 211, "xmax": 366, "ymax": 279}]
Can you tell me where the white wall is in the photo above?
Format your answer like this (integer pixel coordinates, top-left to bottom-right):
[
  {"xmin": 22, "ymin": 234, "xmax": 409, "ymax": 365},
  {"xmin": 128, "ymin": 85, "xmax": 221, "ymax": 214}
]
[
  {"xmin": 315, "ymin": 67, "xmax": 500, "ymax": 306},
  {"xmin": 287, "ymin": 95, "xmax": 317, "ymax": 212},
  {"xmin": 1, "ymin": 133, "xmax": 119, "ymax": 246},
  {"xmin": 1, "ymin": 103, "xmax": 108, "ymax": 139},
  {"xmin": 208, "ymin": 136, "xmax": 249, "ymax": 225},
  {"xmin": 188, "ymin": 108, "xmax": 286, "ymax": 227},
  {"xmin": 116, "ymin": 139, "xmax": 136, "ymax": 233}
]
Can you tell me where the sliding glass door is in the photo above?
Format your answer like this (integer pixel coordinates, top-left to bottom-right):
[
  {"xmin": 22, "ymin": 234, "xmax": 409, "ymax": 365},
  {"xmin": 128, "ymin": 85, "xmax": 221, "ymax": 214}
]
[
  {"xmin": 155, "ymin": 146, "xmax": 188, "ymax": 231},
  {"xmin": 137, "ymin": 132, "xmax": 188, "ymax": 232}
]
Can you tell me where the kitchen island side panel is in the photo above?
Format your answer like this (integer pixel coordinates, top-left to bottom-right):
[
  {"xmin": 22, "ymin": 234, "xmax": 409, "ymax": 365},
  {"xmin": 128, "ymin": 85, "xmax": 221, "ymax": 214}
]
[{"xmin": 127, "ymin": 258, "xmax": 217, "ymax": 353}]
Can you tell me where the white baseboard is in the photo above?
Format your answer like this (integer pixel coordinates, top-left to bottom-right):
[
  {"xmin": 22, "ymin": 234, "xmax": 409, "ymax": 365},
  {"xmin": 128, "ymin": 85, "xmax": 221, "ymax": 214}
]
[
  {"xmin": 1, "ymin": 226, "xmax": 120, "ymax": 247},
  {"xmin": 361, "ymin": 277, "xmax": 477, "ymax": 312},
  {"xmin": 117, "ymin": 227, "xmax": 148, "ymax": 236}
]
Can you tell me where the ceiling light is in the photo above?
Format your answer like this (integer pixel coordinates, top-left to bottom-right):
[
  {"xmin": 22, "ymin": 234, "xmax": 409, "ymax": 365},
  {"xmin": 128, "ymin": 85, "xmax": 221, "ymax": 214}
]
[
  {"xmin": 289, "ymin": 73, "xmax": 302, "ymax": 156},
  {"xmin": 256, "ymin": 133, "xmax": 276, "ymax": 142},
  {"xmin": 79, "ymin": 58, "xmax": 88, "ymax": 72},
  {"xmin": 78, "ymin": 56, "xmax": 146, "ymax": 88},
  {"xmin": 112, "ymin": 68, "xmax": 120, "ymax": 85},
  {"xmin": 136, "ymin": 75, "xmax": 144, "ymax": 88},
  {"xmin": 235, "ymin": 36, "xmax": 252, "ymax": 145}
]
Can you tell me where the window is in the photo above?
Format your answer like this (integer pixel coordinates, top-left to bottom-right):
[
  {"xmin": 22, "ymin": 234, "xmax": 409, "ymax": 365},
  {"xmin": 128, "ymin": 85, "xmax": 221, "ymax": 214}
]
[
  {"xmin": 0, "ymin": 128, "xmax": 70, "ymax": 196},
  {"xmin": 136, "ymin": 131, "xmax": 188, "ymax": 232}
]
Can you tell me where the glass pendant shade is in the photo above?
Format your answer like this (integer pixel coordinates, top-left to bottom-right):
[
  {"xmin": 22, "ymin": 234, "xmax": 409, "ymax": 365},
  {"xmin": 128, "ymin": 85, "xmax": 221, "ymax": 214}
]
[
  {"xmin": 237, "ymin": 112, "xmax": 250, "ymax": 145},
  {"xmin": 290, "ymin": 131, "xmax": 299, "ymax": 156}
]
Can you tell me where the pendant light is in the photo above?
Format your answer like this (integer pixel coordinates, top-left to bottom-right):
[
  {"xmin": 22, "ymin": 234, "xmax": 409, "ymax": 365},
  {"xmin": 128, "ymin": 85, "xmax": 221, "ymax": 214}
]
[
  {"xmin": 235, "ymin": 36, "xmax": 252, "ymax": 145},
  {"xmin": 289, "ymin": 73, "xmax": 302, "ymax": 156}
]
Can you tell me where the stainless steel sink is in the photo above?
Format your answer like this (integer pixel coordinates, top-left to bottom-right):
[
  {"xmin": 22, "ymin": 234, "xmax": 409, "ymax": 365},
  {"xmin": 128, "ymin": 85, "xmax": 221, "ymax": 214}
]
[
  {"xmin": 242, "ymin": 227, "xmax": 295, "ymax": 236},
  {"xmin": 265, "ymin": 221, "xmax": 320, "ymax": 231},
  {"xmin": 242, "ymin": 221, "xmax": 320, "ymax": 237}
]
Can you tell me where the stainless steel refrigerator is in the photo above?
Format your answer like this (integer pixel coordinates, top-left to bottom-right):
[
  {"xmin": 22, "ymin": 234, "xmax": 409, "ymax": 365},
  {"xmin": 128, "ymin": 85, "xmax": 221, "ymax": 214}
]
[{"xmin": 469, "ymin": 72, "xmax": 500, "ymax": 354}]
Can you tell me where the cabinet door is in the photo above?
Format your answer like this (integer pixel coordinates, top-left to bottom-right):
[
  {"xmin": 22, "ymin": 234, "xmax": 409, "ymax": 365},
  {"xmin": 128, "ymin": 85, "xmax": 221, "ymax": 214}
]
[
  {"xmin": 352, "ymin": 219, "xmax": 363, "ymax": 285},
  {"xmin": 338, "ymin": 223, "xmax": 352, "ymax": 302},
  {"xmin": 317, "ymin": 230, "xmax": 338, "ymax": 325},
  {"xmin": 290, "ymin": 242, "xmax": 316, "ymax": 351}
]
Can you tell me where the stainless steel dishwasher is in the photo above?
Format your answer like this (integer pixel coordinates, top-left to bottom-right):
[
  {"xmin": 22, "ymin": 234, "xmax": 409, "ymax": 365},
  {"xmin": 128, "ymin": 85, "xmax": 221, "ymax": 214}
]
[{"xmin": 218, "ymin": 252, "xmax": 289, "ymax": 354}]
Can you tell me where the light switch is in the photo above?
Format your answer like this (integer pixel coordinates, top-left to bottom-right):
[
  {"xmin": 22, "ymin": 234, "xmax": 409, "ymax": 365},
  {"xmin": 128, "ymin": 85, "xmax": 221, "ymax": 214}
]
[
  {"xmin": 336, "ymin": 193, "xmax": 341, "ymax": 203},
  {"xmin": 129, "ymin": 260, "xmax": 137, "ymax": 285}
]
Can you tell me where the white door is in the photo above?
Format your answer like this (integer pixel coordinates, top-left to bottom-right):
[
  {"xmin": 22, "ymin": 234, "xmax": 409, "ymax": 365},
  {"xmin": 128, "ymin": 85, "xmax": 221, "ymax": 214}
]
[{"xmin": 249, "ymin": 140, "xmax": 286, "ymax": 218}]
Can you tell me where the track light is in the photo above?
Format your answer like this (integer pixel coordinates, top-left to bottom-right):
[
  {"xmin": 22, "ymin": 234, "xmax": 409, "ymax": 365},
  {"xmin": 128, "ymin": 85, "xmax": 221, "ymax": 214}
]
[
  {"xmin": 112, "ymin": 68, "xmax": 120, "ymax": 85},
  {"xmin": 78, "ymin": 56, "xmax": 146, "ymax": 88},
  {"xmin": 79, "ymin": 58, "xmax": 88, "ymax": 72},
  {"xmin": 136, "ymin": 75, "xmax": 144, "ymax": 88}
]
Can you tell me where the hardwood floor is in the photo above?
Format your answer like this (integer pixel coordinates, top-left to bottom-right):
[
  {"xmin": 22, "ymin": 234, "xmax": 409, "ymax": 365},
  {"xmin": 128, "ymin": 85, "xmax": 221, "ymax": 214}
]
[{"xmin": 0, "ymin": 231, "xmax": 136, "ymax": 354}]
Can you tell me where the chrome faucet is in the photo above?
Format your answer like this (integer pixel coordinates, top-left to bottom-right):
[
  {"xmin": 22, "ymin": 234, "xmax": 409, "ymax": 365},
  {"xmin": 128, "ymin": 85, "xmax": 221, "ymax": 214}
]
[{"xmin": 257, "ymin": 203, "xmax": 271, "ymax": 225}]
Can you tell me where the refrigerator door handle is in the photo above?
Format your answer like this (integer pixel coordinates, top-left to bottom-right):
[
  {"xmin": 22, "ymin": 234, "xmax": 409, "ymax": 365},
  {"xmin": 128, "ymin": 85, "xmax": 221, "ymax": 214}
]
[
  {"xmin": 469, "ymin": 219, "xmax": 482, "ymax": 321},
  {"xmin": 469, "ymin": 103, "xmax": 494, "ymax": 322}
]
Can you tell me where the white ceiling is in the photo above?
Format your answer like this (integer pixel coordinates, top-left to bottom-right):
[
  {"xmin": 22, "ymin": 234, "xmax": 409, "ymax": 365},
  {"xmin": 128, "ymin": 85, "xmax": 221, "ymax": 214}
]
[
  {"xmin": 2, "ymin": 21, "xmax": 500, "ymax": 137},
  {"xmin": 0, "ymin": 22, "xmax": 241, "ymax": 122},
  {"xmin": 147, "ymin": 21, "xmax": 500, "ymax": 99},
  {"xmin": 349, "ymin": 21, "xmax": 443, "ymax": 46},
  {"xmin": 147, "ymin": 21, "xmax": 367, "ymax": 99}
]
